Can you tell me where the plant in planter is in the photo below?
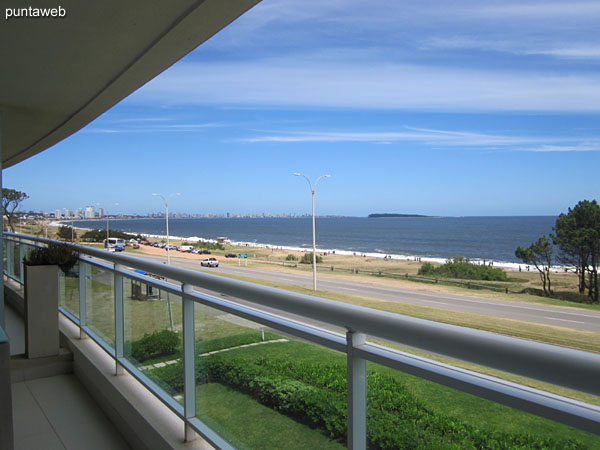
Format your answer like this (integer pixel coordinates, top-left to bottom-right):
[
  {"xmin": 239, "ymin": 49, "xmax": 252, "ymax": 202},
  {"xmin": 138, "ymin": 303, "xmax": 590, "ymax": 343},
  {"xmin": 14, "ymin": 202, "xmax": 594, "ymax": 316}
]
[
  {"xmin": 23, "ymin": 243, "xmax": 79, "ymax": 358},
  {"xmin": 24, "ymin": 242, "xmax": 79, "ymax": 274}
]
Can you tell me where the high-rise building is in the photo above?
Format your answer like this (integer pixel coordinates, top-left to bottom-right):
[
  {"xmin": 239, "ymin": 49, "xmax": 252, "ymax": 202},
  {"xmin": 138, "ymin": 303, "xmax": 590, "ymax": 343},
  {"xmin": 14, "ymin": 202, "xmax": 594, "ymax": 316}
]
[
  {"xmin": 85, "ymin": 206, "xmax": 95, "ymax": 219},
  {"xmin": 54, "ymin": 209, "xmax": 62, "ymax": 219},
  {"xmin": 98, "ymin": 208, "xmax": 104, "ymax": 218}
]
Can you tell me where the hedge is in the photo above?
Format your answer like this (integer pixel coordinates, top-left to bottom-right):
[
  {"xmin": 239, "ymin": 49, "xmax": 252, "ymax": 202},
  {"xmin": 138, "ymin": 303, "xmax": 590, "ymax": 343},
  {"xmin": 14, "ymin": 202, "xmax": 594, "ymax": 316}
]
[
  {"xmin": 419, "ymin": 257, "xmax": 509, "ymax": 282},
  {"xmin": 149, "ymin": 356, "xmax": 586, "ymax": 449},
  {"xmin": 130, "ymin": 329, "xmax": 179, "ymax": 362}
]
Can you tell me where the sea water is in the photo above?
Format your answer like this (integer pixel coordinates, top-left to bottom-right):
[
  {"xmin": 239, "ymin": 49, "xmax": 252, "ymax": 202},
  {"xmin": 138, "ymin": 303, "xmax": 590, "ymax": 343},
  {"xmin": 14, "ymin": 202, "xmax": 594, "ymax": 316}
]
[{"xmin": 72, "ymin": 216, "xmax": 557, "ymax": 266}]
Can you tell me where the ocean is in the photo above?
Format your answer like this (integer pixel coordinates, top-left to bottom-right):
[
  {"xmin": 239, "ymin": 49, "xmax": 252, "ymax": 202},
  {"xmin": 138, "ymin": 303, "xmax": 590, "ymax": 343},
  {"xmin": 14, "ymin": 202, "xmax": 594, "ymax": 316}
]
[{"xmin": 72, "ymin": 216, "xmax": 557, "ymax": 266}]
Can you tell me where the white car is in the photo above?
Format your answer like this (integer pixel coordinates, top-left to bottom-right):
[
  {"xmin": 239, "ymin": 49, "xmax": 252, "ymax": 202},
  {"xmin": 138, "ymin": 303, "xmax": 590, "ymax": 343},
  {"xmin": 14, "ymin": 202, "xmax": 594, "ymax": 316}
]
[{"xmin": 200, "ymin": 257, "xmax": 219, "ymax": 267}]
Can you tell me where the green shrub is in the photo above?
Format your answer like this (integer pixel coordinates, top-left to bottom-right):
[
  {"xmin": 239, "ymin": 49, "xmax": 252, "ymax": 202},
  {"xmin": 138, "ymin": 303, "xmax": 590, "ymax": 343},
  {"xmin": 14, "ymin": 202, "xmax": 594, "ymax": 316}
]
[
  {"xmin": 418, "ymin": 257, "xmax": 509, "ymax": 282},
  {"xmin": 149, "ymin": 353, "xmax": 586, "ymax": 449},
  {"xmin": 194, "ymin": 242, "xmax": 225, "ymax": 251},
  {"xmin": 300, "ymin": 252, "xmax": 323, "ymax": 264},
  {"xmin": 419, "ymin": 262, "xmax": 436, "ymax": 275},
  {"xmin": 24, "ymin": 242, "xmax": 79, "ymax": 273},
  {"xmin": 131, "ymin": 329, "xmax": 179, "ymax": 362},
  {"xmin": 80, "ymin": 228, "xmax": 140, "ymax": 242},
  {"xmin": 285, "ymin": 254, "xmax": 298, "ymax": 261}
]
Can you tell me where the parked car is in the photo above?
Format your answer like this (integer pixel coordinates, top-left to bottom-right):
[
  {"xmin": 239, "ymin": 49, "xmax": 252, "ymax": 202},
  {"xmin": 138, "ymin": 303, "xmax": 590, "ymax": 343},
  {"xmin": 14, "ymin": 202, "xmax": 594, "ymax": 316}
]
[
  {"xmin": 225, "ymin": 253, "xmax": 237, "ymax": 258},
  {"xmin": 132, "ymin": 243, "xmax": 140, "ymax": 249},
  {"xmin": 201, "ymin": 250, "xmax": 212, "ymax": 254},
  {"xmin": 200, "ymin": 257, "xmax": 219, "ymax": 267}
]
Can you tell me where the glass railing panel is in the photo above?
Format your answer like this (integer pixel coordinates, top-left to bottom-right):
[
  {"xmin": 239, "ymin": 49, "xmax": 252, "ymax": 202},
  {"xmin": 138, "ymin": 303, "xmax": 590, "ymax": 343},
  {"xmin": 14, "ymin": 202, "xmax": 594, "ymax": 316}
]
[
  {"xmin": 59, "ymin": 261, "xmax": 80, "ymax": 319},
  {"xmin": 365, "ymin": 359, "xmax": 600, "ymax": 449},
  {"xmin": 85, "ymin": 264, "xmax": 115, "ymax": 348},
  {"xmin": 186, "ymin": 303, "xmax": 346, "ymax": 449},
  {"xmin": 122, "ymin": 276, "xmax": 184, "ymax": 402}
]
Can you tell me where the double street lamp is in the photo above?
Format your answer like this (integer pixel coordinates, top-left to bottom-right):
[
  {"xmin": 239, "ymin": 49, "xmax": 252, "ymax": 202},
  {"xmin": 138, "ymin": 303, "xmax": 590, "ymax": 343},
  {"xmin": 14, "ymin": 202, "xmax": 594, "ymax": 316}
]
[
  {"xmin": 152, "ymin": 193, "xmax": 180, "ymax": 265},
  {"xmin": 294, "ymin": 173, "xmax": 331, "ymax": 291}
]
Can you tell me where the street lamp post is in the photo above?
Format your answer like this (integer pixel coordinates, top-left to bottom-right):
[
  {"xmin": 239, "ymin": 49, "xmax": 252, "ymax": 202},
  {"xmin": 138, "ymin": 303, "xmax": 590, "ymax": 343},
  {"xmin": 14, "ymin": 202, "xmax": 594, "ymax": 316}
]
[
  {"xmin": 107, "ymin": 202, "xmax": 118, "ymax": 243},
  {"xmin": 63, "ymin": 208, "xmax": 74, "ymax": 242},
  {"xmin": 294, "ymin": 173, "xmax": 331, "ymax": 291},
  {"xmin": 152, "ymin": 193, "xmax": 180, "ymax": 265},
  {"xmin": 153, "ymin": 193, "xmax": 180, "ymax": 333},
  {"xmin": 97, "ymin": 202, "xmax": 118, "ymax": 245}
]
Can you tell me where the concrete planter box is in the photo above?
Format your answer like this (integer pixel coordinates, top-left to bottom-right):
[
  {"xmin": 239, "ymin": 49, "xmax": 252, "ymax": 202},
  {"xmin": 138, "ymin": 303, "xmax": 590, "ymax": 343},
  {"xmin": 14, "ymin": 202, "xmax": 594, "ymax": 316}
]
[{"xmin": 24, "ymin": 264, "xmax": 60, "ymax": 358}]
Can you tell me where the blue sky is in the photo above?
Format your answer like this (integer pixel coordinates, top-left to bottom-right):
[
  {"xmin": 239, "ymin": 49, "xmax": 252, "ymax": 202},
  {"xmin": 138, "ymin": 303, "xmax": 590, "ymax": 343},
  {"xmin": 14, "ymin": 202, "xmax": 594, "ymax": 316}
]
[{"xmin": 5, "ymin": 0, "xmax": 600, "ymax": 217}]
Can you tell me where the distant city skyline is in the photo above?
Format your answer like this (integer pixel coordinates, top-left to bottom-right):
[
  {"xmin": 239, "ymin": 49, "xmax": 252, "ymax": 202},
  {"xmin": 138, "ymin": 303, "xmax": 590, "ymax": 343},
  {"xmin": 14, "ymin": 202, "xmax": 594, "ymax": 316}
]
[{"xmin": 4, "ymin": 0, "xmax": 599, "ymax": 217}]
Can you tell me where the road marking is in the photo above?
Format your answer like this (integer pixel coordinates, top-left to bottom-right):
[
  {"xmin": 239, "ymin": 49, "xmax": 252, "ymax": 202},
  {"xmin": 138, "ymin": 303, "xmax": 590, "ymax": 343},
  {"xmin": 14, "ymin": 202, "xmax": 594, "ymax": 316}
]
[
  {"xmin": 422, "ymin": 300, "xmax": 448, "ymax": 305},
  {"xmin": 342, "ymin": 287, "xmax": 359, "ymax": 292},
  {"xmin": 543, "ymin": 317, "xmax": 585, "ymax": 324}
]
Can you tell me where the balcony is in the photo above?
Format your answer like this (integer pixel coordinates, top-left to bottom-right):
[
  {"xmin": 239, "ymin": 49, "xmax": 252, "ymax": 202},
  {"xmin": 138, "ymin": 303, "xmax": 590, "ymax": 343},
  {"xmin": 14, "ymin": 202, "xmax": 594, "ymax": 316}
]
[{"xmin": 1, "ymin": 233, "xmax": 599, "ymax": 449}]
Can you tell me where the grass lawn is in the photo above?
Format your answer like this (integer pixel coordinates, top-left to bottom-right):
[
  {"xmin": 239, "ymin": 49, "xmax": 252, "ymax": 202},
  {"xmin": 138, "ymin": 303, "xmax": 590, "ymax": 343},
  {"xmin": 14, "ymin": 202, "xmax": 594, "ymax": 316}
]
[
  {"xmin": 205, "ymin": 271, "xmax": 600, "ymax": 354},
  {"xmin": 201, "ymin": 339, "xmax": 600, "ymax": 449},
  {"xmin": 55, "ymin": 247, "xmax": 600, "ymax": 448},
  {"xmin": 196, "ymin": 383, "xmax": 344, "ymax": 450}
]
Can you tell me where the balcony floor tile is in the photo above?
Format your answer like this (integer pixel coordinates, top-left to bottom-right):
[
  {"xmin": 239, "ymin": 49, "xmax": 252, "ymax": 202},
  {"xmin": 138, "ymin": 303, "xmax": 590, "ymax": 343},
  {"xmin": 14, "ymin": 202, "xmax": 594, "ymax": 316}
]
[{"xmin": 12, "ymin": 374, "xmax": 131, "ymax": 450}]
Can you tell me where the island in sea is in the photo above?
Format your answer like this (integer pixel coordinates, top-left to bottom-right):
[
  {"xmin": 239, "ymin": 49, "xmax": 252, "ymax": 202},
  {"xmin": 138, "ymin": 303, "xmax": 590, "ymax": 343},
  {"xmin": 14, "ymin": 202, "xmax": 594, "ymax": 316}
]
[{"xmin": 368, "ymin": 213, "xmax": 430, "ymax": 218}]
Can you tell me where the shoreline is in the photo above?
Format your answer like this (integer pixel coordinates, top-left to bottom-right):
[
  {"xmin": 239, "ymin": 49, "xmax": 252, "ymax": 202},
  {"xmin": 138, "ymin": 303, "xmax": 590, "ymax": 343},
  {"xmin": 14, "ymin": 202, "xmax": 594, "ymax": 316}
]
[{"xmin": 57, "ymin": 220, "xmax": 567, "ymax": 273}]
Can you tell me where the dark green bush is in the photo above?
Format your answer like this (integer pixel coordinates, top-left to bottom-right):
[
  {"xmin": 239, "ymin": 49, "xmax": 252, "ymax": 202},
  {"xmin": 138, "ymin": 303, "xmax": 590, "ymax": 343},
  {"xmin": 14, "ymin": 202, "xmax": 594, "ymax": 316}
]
[
  {"xmin": 80, "ymin": 228, "xmax": 141, "ymax": 242},
  {"xmin": 285, "ymin": 254, "xmax": 298, "ymax": 261},
  {"xmin": 149, "ymin": 353, "xmax": 586, "ymax": 449},
  {"xmin": 300, "ymin": 252, "xmax": 323, "ymax": 264},
  {"xmin": 418, "ymin": 256, "xmax": 509, "ymax": 282},
  {"xmin": 24, "ymin": 242, "xmax": 79, "ymax": 273},
  {"xmin": 131, "ymin": 329, "xmax": 179, "ymax": 362},
  {"xmin": 194, "ymin": 241, "xmax": 225, "ymax": 251}
]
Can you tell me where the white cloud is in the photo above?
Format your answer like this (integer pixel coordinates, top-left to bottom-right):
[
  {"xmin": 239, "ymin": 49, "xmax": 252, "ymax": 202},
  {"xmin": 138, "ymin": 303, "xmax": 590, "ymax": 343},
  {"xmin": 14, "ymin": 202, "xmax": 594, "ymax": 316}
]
[
  {"xmin": 130, "ymin": 58, "xmax": 600, "ymax": 112},
  {"xmin": 82, "ymin": 117, "xmax": 228, "ymax": 134},
  {"xmin": 473, "ymin": 2, "xmax": 600, "ymax": 19},
  {"xmin": 522, "ymin": 47, "xmax": 600, "ymax": 59},
  {"xmin": 238, "ymin": 127, "xmax": 600, "ymax": 152},
  {"xmin": 422, "ymin": 37, "xmax": 600, "ymax": 60}
]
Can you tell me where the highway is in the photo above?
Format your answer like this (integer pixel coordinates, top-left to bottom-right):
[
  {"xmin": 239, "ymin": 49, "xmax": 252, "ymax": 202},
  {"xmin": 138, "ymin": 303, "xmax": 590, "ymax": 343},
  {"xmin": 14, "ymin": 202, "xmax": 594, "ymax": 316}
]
[{"xmin": 136, "ymin": 254, "xmax": 600, "ymax": 333}]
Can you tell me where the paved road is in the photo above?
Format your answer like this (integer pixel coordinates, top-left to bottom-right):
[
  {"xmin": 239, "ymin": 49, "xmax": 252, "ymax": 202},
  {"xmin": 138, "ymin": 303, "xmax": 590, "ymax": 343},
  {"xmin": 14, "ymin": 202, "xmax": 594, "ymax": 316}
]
[{"xmin": 137, "ymin": 254, "xmax": 600, "ymax": 333}]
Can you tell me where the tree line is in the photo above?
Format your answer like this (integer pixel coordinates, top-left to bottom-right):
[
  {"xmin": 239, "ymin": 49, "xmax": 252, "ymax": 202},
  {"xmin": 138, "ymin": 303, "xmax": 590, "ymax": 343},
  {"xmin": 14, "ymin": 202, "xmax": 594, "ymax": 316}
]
[{"xmin": 515, "ymin": 200, "xmax": 600, "ymax": 303}]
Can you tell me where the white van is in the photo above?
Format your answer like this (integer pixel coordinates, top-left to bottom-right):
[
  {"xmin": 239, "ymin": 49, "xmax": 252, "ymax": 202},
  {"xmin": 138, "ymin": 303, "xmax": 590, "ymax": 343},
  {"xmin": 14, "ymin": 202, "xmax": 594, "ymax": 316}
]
[
  {"xmin": 178, "ymin": 245, "xmax": 194, "ymax": 252},
  {"xmin": 104, "ymin": 238, "xmax": 125, "ymax": 252}
]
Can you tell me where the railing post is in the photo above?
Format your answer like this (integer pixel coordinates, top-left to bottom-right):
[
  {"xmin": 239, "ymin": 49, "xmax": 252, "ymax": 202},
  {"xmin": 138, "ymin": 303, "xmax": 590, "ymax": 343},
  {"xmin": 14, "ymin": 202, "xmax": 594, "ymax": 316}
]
[
  {"xmin": 347, "ymin": 331, "xmax": 367, "ymax": 450},
  {"xmin": 5, "ymin": 241, "xmax": 13, "ymax": 280},
  {"xmin": 79, "ymin": 261, "xmax": 87, "ymax": 339},
  {"xmin": 18, "ymin": 243, "xmax": 25, "ymax": 284},
  {"xmin": 114, "ymin": 264, "xmax": 124, "ymax": 375},
  {"xmin": 182, "ymin": 283, "xmax": 196, "ymax": 442}
]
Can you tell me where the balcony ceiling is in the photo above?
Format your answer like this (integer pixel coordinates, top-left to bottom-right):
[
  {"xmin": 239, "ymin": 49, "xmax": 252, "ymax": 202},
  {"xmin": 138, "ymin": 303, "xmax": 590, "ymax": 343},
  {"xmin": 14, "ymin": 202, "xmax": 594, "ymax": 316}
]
[{"xmin": 0, "ymin": 0, "xmax": 260, "ymax": 168}]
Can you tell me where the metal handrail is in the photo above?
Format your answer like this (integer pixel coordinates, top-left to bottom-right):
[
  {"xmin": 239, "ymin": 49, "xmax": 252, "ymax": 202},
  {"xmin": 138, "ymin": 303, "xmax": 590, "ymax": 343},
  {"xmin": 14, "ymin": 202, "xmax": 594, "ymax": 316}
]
[
  {"xmin": 5, "ymin": 232, "xmax": 600, "ymax": 442},
  {"xmin": 7, "ymin": 232, "xmax": 599, "ymax": 396}
]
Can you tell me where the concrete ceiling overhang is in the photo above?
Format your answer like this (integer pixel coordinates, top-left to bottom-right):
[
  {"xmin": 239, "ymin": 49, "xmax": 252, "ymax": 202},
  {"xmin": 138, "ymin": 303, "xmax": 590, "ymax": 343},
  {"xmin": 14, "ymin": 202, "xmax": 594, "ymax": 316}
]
[{"xmin": 0, "ymin": 0, "xmax": 260, "ymax": 168}]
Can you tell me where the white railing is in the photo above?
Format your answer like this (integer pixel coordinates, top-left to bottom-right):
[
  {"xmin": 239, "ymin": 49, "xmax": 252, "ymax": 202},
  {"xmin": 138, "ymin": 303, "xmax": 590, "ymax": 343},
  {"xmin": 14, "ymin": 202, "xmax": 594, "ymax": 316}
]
[{"xmin": 4, "ymin": 232, "xmax": 600, "ymax": 449}]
